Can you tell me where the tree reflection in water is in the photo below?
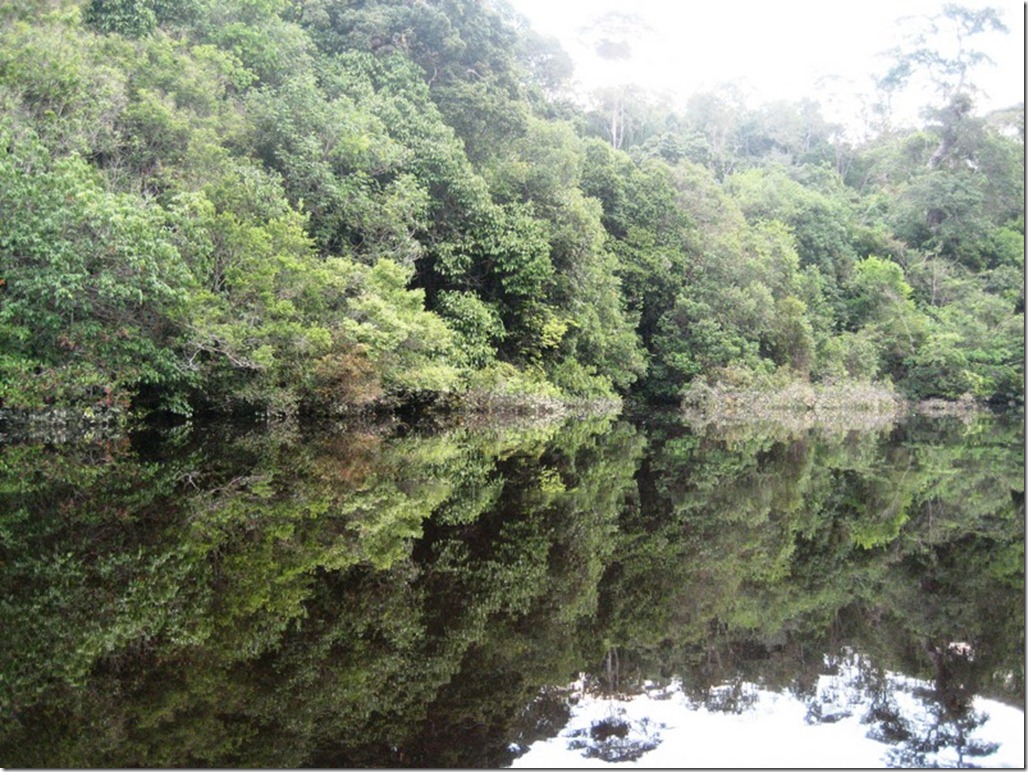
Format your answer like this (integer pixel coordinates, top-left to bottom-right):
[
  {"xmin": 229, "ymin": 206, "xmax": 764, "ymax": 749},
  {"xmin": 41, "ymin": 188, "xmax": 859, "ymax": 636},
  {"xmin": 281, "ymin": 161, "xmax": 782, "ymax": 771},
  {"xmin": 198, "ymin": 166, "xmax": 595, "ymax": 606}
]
[{"xmin": 0, "ymin": 410, "xmax": 1022, "ymax": 767}]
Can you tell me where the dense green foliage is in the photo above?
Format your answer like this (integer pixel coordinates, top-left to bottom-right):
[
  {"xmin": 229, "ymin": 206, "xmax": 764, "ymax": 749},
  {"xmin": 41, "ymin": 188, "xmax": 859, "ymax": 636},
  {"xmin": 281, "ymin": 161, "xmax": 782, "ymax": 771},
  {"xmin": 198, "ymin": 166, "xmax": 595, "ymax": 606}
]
[{"xmin": 0, "ymin": 0, "xmax": 1021, "ymax": 417}]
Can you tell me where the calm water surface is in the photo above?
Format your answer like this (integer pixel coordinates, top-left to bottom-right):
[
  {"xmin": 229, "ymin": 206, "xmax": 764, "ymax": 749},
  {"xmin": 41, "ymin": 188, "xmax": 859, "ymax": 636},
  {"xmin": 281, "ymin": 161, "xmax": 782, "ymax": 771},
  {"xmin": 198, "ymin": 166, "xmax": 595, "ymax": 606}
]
[{"xmin": 0, "ymin": 408, "xmax": 1023, "ymax": 767}]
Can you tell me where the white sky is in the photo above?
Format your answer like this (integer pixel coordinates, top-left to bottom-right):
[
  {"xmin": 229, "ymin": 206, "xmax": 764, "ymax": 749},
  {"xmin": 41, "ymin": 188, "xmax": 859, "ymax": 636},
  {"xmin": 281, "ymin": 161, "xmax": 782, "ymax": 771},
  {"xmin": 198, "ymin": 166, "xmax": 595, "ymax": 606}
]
[
  {"xmin": 507, "ymin": 0, "xmax": 1025, "ymax": 134},
  {"xmin": 510, "ymin": 670, "xmax": 1026, "ymax": 768}
]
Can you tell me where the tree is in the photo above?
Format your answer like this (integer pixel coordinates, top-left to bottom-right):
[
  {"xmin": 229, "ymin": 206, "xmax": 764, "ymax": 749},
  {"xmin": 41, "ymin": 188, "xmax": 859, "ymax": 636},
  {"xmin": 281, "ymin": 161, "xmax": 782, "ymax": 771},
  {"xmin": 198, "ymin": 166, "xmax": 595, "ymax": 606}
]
[
  {"xmin": 845, "ymin": 255, "xmax": 927, "ymax": 380},
  {"xmin": 681, "ymin": 86, "xmax": 750, "ymax": 178},
  {"xmin": 727, "ymin": 164, "xmax": 859, "ymax": 309},
  {"xmin": 512, "ymin": 26, "xmax": 574, "ymax": 104},
  {"xmin": 0, "ymin": 129, "xmax": 192, "ymax": 412},
  {"xmin": 878, "ymin": 3, "xmax": 1009, "ymax": 166},
  {"xmin": 84, "ymin": 0, "xmax": 157, "ymax": 38},
  {"xmin": 300, "ymin": 0, "xmax": 530, "ymax": 162},
  {"xmin": 575, "ymin": 10, "xmax": 661, "ymax": 151}
]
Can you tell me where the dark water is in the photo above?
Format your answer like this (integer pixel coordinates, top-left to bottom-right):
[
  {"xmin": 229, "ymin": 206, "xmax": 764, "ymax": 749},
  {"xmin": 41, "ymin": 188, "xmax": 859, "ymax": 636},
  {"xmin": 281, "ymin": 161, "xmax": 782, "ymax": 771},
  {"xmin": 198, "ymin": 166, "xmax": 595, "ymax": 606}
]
[{"xmin": 0, "ymin": 408, "xmax": 1023, "ymax": 768}]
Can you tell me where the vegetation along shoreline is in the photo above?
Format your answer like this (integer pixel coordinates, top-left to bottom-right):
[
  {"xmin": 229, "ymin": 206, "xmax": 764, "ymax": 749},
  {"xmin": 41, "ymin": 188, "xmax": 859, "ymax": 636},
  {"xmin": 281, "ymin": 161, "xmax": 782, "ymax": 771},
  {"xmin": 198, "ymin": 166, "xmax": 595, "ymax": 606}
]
[{"xmin": 0, "ymin": 0, "xmax": 1021, "ymax": 435}]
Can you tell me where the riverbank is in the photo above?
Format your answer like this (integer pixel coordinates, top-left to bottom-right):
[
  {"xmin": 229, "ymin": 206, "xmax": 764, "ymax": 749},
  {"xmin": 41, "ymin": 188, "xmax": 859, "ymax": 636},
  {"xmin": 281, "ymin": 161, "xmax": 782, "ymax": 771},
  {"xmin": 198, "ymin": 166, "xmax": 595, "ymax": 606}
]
[
  {"xmin": 2, "ymin": 374, "xmax": 998, "ymax": 445},
  {"xmin": 682, "ymin": 377, "xmax": 902, "ymax": 416},
  {"xmin": 0, "ymin": 387, "xmax": 623, "ymax": 443},
  {"xmin": 677, "ymin": 377, "xmax": 1002, "ymax": 439}
]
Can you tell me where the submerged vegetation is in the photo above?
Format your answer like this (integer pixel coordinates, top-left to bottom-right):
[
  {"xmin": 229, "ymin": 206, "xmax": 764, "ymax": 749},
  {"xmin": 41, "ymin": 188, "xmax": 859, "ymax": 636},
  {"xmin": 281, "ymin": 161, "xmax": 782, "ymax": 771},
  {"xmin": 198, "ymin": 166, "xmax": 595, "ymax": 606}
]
[{"xmin": 0, "ymin": 0, "xmax": 1022, "ymax": 422}]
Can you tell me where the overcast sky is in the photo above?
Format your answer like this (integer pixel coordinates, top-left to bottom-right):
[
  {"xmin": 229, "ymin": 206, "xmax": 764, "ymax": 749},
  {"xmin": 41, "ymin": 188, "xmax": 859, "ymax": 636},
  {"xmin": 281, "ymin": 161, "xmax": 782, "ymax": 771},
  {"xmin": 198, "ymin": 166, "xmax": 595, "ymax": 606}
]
[{"xmin": 507, "ymin": 0, "xmax": 1024, "ymax": 133}]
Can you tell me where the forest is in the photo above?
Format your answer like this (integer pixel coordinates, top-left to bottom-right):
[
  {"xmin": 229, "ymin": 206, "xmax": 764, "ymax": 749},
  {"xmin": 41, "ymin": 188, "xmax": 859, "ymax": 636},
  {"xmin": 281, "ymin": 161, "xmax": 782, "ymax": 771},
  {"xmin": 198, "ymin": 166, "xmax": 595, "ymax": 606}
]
[{"xmin": 0, "ymin": 0, "xmax": 1022, "ymax": 421}]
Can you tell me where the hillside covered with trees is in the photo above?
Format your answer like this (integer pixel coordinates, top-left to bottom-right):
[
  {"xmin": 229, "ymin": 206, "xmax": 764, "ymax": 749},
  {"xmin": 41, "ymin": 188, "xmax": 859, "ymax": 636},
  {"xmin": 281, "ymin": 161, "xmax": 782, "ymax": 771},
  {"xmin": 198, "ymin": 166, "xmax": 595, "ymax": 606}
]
[{"xmin": 0, "ymin": 0, "xmax": 1022, "ymax": 420}]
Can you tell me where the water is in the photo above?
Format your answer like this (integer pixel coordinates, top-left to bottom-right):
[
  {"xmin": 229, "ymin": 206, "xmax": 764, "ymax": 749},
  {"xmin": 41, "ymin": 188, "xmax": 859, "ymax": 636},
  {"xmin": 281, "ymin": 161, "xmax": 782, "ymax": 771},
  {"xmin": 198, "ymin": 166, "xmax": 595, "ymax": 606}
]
[{"xmin": 0, "ymin": 408, "xmax": 1023, "ymax": 767}]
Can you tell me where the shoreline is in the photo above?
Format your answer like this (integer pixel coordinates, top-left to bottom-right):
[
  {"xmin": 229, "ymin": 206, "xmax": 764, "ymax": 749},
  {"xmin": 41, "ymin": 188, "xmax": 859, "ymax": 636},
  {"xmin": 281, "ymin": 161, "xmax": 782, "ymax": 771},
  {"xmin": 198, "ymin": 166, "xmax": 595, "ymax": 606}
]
[
  {"xmin": 1, "ymin": 382, "xmax": 1005, "ymax": 444},
  {"xmin": 678, "ymin": 379, "xmax": 995, "ymax": 435}
]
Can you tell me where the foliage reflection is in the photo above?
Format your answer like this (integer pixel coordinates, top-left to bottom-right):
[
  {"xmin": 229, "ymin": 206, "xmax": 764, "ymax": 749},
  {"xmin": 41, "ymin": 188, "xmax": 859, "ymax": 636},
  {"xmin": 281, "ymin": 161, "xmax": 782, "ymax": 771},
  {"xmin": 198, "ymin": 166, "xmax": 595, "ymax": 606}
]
[{"xmin": 0, "ymin": 411, "xmax": 1022, "ymax": 767}]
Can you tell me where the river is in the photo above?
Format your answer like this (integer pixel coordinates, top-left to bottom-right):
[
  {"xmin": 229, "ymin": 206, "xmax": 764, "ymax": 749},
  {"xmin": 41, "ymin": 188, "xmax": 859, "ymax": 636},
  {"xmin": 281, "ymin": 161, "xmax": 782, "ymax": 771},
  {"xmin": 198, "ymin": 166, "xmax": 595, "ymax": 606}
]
[{"xmin": 0, "ymin": 407, "xmax": 1023, "ymax": 767}]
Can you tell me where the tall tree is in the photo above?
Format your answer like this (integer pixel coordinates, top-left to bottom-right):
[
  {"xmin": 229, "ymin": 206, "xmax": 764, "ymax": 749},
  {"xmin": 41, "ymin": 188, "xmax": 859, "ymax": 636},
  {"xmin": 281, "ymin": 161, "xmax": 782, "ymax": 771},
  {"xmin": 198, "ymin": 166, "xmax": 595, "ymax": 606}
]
[{"xmin": 878, "ymin": 3, "xmax": 1009, "ymax": 167}]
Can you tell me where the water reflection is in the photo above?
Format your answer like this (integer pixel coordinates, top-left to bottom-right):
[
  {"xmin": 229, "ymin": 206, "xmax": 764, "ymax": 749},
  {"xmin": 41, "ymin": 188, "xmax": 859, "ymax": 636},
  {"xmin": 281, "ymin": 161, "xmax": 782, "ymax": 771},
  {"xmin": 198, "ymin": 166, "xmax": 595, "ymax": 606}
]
[
  {"xmin": 509, "ymin": 649, "xmax": 1024, "ymax": 767},
  {"xmin": 0, "ymin": 409, "xmax": 1022, "ymax": 767}
]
